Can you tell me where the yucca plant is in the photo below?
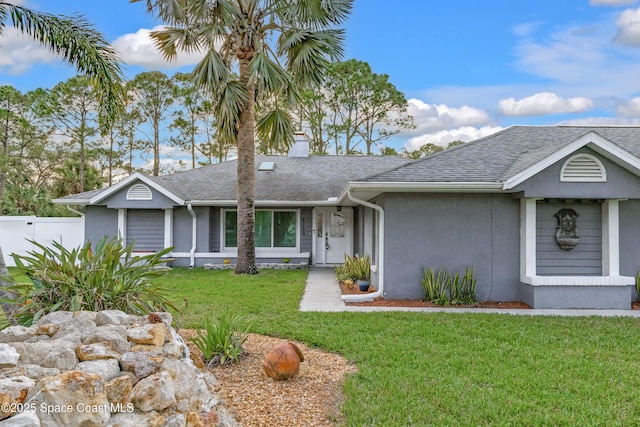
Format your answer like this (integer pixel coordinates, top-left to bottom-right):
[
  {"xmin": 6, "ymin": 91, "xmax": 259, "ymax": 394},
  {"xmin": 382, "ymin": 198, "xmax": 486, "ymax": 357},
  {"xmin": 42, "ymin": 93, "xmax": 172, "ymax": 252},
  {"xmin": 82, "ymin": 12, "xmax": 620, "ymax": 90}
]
[
  {"xmin": 422, "ymin": 267, "xmax": 450, "ymax": 304},
  {"xmin": 459, "ymin": 266, "xmax": 478, "ymax": 305},
  {"xmin": 7, "ymin": 237, "xmax": 177, "ymax": 326},
  {"xmin": 422, "ymin": 266, "xmax": 478, "ymax": 306},
  {"xmin": 191, "ymin": 310, "xmax": 252, "ymax": 366},
  {"xmin": 335, "ymin": 254, "xmax": 371, "ymax": 281}
]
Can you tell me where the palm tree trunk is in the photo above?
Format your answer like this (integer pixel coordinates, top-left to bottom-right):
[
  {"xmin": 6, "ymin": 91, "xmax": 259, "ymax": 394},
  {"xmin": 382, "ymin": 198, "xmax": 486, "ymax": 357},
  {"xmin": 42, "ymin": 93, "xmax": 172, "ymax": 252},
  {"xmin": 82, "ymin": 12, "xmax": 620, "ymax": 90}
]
[{"xmin": 235, "ymin": 58, "xmax": 258, "ymax": 274}]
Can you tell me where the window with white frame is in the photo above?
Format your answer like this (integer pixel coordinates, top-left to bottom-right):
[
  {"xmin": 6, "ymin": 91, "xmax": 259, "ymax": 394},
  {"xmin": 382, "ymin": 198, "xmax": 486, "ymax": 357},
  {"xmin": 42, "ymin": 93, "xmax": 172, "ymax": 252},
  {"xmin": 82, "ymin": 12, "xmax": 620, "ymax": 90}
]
[{"xmin": 224, "ymin": 210, "xmax": 297, "ymax": 248}]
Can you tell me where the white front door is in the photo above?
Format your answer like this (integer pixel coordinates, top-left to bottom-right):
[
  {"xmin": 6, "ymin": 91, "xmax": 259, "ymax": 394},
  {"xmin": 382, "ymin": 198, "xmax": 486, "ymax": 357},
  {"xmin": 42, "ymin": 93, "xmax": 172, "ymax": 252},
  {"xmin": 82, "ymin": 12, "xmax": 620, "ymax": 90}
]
[{"xmin": 314, "ymin": 207, "xmax": 352, "ymax": 265}]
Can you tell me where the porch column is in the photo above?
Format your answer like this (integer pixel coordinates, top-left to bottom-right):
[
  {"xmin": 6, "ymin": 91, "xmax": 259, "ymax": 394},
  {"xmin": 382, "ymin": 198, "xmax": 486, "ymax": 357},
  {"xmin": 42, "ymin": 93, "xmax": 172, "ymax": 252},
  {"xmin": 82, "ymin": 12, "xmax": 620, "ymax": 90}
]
[
  {"xmin": 602, "ymin": 200, "xmax": 621, "ymax": 276},
  {"xmin": 164, "ymin": 208, "xmax": 173, "ymax": 250},
  {"xmin": 520, "ymin": 198, "xmax": 539, "ymax": 280},
  {"xmin": 117, "ymin": 209, "xmax": 126, "ymax": 241}
]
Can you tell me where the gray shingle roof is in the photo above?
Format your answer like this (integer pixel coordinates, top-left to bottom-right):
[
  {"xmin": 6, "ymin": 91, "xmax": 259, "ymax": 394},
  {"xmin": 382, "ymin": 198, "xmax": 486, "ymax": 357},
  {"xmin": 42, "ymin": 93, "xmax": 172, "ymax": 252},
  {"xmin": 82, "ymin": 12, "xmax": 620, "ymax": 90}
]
[
  {"xmin": 363, "ymin": 126, "xmax": 640, "ymax": 183},
  {"xmin": 58, "ymin": 155, "xmax": 412, "ymax": 204}
]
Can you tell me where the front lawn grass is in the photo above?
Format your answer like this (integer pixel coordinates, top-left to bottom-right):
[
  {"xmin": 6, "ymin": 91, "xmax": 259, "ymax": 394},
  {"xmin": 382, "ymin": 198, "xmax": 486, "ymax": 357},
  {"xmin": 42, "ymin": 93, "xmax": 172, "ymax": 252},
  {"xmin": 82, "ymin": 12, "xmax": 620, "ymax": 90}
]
[{"xmin": 162, "ymin": 268, "xmax": 640, "ymax": 425}]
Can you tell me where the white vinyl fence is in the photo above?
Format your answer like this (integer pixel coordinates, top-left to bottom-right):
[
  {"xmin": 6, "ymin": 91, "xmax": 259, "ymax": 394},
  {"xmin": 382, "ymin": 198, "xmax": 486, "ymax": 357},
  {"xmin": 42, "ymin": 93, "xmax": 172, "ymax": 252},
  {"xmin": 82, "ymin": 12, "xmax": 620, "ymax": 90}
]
[{"xmin": 0, "ymin": 216, "xmax": 85, "ymax": 267}]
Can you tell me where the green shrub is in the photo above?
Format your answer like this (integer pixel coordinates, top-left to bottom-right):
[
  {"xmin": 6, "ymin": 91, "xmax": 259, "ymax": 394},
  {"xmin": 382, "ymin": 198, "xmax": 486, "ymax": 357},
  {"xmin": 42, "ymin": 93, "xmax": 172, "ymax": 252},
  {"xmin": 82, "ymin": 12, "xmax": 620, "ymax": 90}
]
[
  {"xmin": 191, "ymin": 310, "xmax": 252, "ymax": 366},
  {"xmin": 422, "ymin": 266, "xmax": 477, "ymax": 306},
  {"xmin": 335, "ymin": 254, "xmax": 371, "ymax": 281},
  {"xmin": 8, "ymin": 237, "xmax": 177, "ymax": 326}
]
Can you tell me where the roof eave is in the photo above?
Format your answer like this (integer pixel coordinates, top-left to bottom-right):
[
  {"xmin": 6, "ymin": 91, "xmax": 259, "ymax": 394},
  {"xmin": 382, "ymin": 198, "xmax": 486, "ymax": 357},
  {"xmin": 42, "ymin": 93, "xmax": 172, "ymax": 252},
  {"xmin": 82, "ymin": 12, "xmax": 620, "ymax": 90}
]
[
  {"xmin": 187, "ymin": 200, "xmax": 343, "ymax": 207},
  {"xmin": 51, "ymin": 198, "xmax": 90, "ymax": 206},
  {"xmin": 338, "ymin": 181, "xmax": 504, "ymax": 204}
]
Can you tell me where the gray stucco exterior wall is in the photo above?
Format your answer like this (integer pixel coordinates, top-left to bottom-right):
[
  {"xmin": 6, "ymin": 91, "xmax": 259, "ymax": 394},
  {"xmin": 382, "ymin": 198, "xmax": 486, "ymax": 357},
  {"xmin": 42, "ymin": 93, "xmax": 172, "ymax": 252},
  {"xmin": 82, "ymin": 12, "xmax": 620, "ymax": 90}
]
[
  {"xmin": 173, "ymin": 206, "xmax": 211, "ymax": 253},
  {"xmin": 84, "ymin": 206, "xmax": 118, "ymax": 246},
  {"xmin": 382, "ymin": 193, "xmax": 521, "ymax": 301},
  {"xmin": 619, "ymin": 200, "xmax": 640, "ymax": 283}
]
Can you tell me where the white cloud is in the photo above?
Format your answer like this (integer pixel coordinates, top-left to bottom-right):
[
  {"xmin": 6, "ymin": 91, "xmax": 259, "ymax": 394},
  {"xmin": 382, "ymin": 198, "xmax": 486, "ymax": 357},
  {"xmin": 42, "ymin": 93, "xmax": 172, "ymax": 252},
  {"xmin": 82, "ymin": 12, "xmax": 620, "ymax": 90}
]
[
  {"xmin": 112, "ymin": 26, "xmax": 204, "ymax": 69},
  {"xmin": 558, "ymin": 116, "xmax": 640, "ymax": 125},
  {"xmin": 512, "ymin": 18, "xmax": 640, "ymax": 99},
  {"xmin": 590, "ymin": 0, "xmax": 637, "ymax": 6},
  {"xmin": 406, "ymin": 98, "xmax": 491, "ymax": 134},
  {"xmin": 0, "ymin": 29, "xmax": 63, "ymax": 74},
  {"xmin": 613, "ymin": 7, "xmax": 640, "ymax": 45},
  {"xmin": 403, "ymin": 126, "xmax": 503, "ymax": 152},
  {"xmin": 498, "ymin": 92, "xmax": 594, "ymax": 116},
  {"xmin": 615, "ymin": 96, "xmax": 640, "ymax": 116}
]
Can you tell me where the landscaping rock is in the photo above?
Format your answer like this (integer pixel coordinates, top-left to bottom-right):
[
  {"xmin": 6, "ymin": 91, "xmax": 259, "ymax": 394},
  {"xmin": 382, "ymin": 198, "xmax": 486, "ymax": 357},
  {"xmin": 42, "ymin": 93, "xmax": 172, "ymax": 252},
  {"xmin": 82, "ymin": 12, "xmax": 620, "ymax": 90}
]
[
  {"xmin": 85, "ymin": 325, "xmax": 130, "ymax": 354},
  {"xmin": 95, "ymin": 310, "xmax": 134, "ymax": 327},
  {"xmin": 0, "ymin": 376, "xmax": 34, "ymax": 402},
  {"xmin": 36, "ymin": 311, "xmax": 74, "ymax": 326},
  {"xmin": 106, "ymin": 410, "xmax": 164, "ymax": 427},
  {"xmin": 105, "ymin": 375, "xmax": 132, "ymax": 404},
  {"xmin": 130, "ymin": 371, "xmax": 176, "ymax": 412},
  {"xmin": 76, "ymin": 342, "xmax": 121, "ymax": 361},
  {"xmin": 0, "ymin": 310, "xmax": 238, "ymax": 426},
  {"xmin": 26, "ymin": 370, "xmax": 110, "ymax": 427},
  {"xmin": 0, "ymin": 327, "xmax": 37, "ymax": 344},
  {"xmin": 0, "ymin": 345, "xmax": 19, "ymax": 368},
  {"xmin": 0, "ymin": 409, "xmax": 39, "ymax": 426},
  {"xmin": 120, "ymin": 352, "xmax": 164, "ymax": 380},
  {"xmin": 76, "ymin": 359, "xmax": 121, "ymax": 382},
  {"xmin": 126, "ymin": 324, "xmax": 166, "ymax": 347}
]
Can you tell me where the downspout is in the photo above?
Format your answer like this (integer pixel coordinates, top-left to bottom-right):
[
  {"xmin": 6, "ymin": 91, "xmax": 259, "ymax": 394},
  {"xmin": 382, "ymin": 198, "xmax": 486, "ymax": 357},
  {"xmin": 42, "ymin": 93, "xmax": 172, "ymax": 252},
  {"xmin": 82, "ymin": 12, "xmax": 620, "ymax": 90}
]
[
  {"xmin": 343, "ymin": 189, "xmax": 384, "ymax": 302},
  {"xmin": 187, "ymin": 204, "xmax": 197, "ymax": 268}
]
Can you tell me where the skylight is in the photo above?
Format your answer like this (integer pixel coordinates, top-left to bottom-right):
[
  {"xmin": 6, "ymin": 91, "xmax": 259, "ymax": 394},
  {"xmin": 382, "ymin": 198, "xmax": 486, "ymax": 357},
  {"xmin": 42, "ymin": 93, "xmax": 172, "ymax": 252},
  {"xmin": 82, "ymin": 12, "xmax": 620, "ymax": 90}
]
[{"xmin": 259, "ymin": 161, "xmax": 276, "ymax": 171}]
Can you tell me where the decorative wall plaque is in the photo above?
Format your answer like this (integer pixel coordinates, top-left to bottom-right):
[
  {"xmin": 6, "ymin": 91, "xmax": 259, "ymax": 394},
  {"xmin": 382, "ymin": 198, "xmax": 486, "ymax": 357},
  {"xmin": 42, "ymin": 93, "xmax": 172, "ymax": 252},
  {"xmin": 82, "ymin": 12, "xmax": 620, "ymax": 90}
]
[{"xmin": 554, "ymin": 208, "xmax": 580, "ymax": 251}]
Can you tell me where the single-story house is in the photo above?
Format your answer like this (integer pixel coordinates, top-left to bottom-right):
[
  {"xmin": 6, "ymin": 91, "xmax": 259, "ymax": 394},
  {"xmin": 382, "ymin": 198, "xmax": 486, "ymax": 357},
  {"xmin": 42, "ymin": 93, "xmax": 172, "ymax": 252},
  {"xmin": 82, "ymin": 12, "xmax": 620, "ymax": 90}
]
[{"xmin": 55, "ymin": 127, "xmax": 640, "ymax": 309}]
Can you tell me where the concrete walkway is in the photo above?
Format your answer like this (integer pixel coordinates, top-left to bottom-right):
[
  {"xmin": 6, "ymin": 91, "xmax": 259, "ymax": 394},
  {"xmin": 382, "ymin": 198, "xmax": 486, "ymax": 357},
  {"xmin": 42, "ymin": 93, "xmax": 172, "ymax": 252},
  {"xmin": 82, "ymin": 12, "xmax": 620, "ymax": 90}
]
[{"xmin": 299, "ymin": 268, "xmax": 640, "ymax": 317}]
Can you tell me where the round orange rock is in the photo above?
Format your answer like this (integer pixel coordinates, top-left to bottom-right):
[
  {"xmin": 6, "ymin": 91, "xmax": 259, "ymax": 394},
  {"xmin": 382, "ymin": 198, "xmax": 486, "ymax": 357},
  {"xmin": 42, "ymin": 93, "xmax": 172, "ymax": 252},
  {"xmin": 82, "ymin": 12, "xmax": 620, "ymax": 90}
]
[{"xmin": 263, "ymin": 342, "xmax": 305, "ymax": 380}]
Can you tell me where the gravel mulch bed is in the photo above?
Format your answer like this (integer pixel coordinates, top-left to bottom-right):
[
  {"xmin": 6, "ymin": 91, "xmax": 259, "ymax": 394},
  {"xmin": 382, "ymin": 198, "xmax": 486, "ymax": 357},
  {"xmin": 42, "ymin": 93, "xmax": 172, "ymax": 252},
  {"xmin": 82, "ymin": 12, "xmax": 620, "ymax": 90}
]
[{"xmin": 178, "ymin": 330, "xmax": 358, "ymax": 426}]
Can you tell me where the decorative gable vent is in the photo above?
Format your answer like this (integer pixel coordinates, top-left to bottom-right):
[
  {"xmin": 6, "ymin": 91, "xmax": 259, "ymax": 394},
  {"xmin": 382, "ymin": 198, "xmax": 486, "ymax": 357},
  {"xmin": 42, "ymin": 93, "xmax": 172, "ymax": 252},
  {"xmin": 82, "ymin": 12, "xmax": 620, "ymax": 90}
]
[
  {"xmin": 126, "ymin": 183, "xmax": 153, "ymax": 200},
  {"xmin": 560, "ymin": 153, "xmax": 606, "ymax": 182}
]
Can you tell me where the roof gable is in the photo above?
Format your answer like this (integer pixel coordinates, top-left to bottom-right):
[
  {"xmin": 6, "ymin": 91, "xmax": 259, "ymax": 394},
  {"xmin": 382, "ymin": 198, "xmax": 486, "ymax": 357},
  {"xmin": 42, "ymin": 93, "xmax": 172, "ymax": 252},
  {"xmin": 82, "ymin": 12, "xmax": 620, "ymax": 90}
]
[
  {"xmin": 502, "ymin": 131, "xmax": 640, "ymax": 190},
  {"xmin": 90, "ymin": 172, "xmax": 185, "ymax": 205}
]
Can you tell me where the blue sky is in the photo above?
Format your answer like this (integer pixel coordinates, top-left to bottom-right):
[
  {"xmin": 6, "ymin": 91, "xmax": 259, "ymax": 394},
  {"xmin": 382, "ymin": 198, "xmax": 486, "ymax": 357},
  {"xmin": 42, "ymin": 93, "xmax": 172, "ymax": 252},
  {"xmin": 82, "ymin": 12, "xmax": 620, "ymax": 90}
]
[{"xmin": 2, "ymin": 0, "xmax": 640, "ymax": 153}]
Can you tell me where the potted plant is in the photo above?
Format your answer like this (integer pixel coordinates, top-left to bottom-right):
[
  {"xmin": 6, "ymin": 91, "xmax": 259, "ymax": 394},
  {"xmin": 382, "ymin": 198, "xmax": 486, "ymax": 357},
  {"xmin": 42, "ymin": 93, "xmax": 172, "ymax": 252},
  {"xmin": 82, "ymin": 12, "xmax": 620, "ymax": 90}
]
[{"xmin": 353, "ymin": 254, "xmax": 371, "ymax": 292}]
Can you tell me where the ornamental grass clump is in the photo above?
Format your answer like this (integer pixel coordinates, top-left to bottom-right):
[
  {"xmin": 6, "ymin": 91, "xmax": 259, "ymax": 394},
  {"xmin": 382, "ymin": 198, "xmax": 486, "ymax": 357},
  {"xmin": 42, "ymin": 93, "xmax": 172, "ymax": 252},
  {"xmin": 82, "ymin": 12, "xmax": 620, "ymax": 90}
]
[
  {"xmin": 422, "ymin": 266, "xmax": 477, "ymax": 306},
  {"xmin": 7, "ymin": 237, "xmax": 177, "ymax": 326},
  {"xmin": 335, "ymin": 254, "xmax": 371, "ymax": 281},
  {"xmin": 191, "ymin": 310, "xmax": 252, "ymax": 366}
]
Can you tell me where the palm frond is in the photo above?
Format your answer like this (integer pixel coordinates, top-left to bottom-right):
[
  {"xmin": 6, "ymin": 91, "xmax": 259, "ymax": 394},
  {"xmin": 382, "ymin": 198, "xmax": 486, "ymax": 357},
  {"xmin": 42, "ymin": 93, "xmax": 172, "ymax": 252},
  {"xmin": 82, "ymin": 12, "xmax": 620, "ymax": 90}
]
[
  {"xmin": 256, "ymin": 108, "xmax": 295, "ymax": 152},
  {"xmin": 249, "ymin": 52, "xmax": 290, "ymax": 92},
  {"xmin": 275, "ymin": 0, "xmax": 352, "ymax": 29},
  {"xmin": 2, "ymin": 3, "xmax": 125, "ymax": 134},
  {"xmin": 216, "ymin": 79, "xmax": 249, "ymax": 143},
  {"xmin": 192, "ymin": 49, "xmax": 231, "ymax": 91},
  {"xmin": 280, "ymin": 29, "xmax": 345, "ymax": 86}
]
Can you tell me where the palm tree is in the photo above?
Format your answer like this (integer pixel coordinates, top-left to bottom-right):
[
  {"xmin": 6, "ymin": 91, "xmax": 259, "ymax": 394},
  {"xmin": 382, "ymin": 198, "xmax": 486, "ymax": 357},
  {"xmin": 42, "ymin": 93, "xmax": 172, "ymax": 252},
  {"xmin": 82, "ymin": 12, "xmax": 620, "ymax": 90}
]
[
  {"xmin": 135, "ymin": 0, "xmax": 352, "ymax": 273},
  {"xmin": 0, "ymin": 2, "xmax": 125, "ymax": 133},
  {"xmin": 0, "ymin": 3, "xmax": 125, "ymax": 317}
]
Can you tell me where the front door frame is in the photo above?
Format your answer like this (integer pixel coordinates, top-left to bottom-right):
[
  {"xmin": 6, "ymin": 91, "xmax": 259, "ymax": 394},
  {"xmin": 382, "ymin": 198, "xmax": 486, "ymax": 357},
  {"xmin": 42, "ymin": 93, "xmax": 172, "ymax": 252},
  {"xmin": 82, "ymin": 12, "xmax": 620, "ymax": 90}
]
[{"xmin": 312, "ymin": 207, "xmax": 353, "ymax": 265}]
